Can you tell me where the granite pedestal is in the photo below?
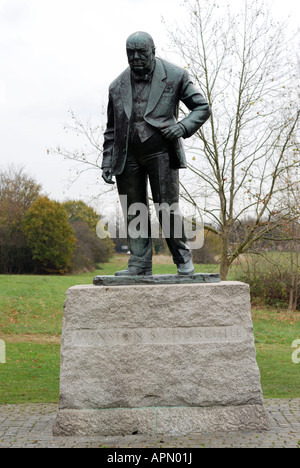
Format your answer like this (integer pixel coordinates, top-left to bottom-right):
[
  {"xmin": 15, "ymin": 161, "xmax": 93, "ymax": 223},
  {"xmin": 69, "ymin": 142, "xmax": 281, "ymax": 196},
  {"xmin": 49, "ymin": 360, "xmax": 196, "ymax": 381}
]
[{"xmin": 53, "ymin": 280, "xmax": 269, "ymax": 436}]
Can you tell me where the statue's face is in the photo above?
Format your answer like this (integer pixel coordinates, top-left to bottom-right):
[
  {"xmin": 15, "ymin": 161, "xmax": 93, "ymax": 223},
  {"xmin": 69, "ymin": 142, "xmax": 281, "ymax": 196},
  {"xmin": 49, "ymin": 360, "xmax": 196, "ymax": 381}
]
[{"xmin": 126, "ymin": 35, "xmax": 155, "ymax": 75}]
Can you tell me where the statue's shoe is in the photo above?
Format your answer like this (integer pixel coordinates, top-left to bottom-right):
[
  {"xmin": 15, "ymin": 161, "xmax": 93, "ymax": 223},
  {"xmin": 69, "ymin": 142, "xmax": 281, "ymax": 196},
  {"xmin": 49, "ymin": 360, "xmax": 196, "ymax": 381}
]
[
  {"xmin": 177, "ymin": 259, "xmax": 195, "ymax": 276},
  {"xmin": 115, "ymin": 266, "xmax": 152, "ymax": 276}
]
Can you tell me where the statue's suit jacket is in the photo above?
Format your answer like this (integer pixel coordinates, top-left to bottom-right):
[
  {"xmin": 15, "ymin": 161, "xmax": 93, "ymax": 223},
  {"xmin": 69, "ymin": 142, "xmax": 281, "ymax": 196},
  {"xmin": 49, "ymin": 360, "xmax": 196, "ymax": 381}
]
[{"xmin": 102, "ymin": 58, "xmax": 211, "ymax": 176}]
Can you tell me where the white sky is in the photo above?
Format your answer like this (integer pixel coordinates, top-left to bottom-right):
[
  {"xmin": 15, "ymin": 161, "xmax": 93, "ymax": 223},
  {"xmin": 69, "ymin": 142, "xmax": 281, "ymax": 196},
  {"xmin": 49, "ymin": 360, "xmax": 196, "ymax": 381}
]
[{"xmin": 0, "ymin": 0, "xmax": 299, "ymax": 206}]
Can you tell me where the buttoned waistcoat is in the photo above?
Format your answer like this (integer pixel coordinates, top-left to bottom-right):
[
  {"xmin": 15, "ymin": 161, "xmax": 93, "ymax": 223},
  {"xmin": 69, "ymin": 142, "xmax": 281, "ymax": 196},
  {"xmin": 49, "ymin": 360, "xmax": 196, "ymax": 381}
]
[{"xmin": 102, "ymin": 58, "xmax": 211, "ymax": 176}]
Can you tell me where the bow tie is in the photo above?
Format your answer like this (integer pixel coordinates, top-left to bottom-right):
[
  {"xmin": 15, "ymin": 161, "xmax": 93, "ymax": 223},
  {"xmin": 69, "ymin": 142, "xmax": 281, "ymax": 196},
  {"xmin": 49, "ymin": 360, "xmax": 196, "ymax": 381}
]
[
  {"xmin": 132, "ymin": 74, "xmax": 151, "ymax": 83},
  {"xmin": 131, "ymin": 69, "xmax": 154, "ymax": 83}
]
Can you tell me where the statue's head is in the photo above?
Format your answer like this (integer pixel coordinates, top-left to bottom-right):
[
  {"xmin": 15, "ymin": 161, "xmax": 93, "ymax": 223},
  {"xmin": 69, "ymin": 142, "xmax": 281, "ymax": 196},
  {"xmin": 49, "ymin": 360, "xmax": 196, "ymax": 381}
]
[{"xmin": 126, "ymin": 32, "xmax": 156, "ymax": 76}]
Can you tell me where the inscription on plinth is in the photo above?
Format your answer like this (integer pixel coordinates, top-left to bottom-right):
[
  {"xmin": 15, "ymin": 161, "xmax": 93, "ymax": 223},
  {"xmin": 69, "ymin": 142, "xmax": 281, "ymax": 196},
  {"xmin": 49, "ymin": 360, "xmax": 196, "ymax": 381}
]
[{"xmin": 66, "ymin": 326, "xmax": 248, "ymax": 347}]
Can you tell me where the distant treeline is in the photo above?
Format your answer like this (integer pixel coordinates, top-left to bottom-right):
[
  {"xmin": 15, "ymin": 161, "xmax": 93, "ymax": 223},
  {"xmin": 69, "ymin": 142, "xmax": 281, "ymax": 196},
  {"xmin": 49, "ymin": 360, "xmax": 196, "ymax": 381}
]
[{"xmin": 0, "ymin": 167, "xmax": 114, "ymax": 274}]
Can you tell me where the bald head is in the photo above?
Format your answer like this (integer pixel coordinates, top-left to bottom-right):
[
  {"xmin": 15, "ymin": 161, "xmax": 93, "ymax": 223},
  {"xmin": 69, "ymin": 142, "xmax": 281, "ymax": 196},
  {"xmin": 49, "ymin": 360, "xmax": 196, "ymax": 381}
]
[
  {"xmin": 126, "ymin": 31, "xmax": 155, "ymax": 53},
  {"xmin": 126, "ymin": 31, "xmax": 156, "ymax": 77}
]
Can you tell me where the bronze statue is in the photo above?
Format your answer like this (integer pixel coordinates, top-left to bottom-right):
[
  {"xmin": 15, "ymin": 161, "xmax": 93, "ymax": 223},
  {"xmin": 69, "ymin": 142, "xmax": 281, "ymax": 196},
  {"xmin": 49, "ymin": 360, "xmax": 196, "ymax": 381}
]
[{"xmin": 102, "ymin": 32, "xmax": 211, "ymax": 276}]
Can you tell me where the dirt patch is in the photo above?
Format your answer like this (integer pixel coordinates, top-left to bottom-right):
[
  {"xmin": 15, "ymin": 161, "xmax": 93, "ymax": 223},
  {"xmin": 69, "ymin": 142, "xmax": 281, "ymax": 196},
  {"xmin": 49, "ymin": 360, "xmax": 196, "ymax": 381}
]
[
  {"xmin": 112, "ymin": 253, "xmax": 174, "ymax": 265},
  {"xmin": 152, "ymin": 255, "xmax": 173, "ymax": 264},
  {"xmin": 252, "ymin": 307, "xmax": 300, "ymax": 325}
]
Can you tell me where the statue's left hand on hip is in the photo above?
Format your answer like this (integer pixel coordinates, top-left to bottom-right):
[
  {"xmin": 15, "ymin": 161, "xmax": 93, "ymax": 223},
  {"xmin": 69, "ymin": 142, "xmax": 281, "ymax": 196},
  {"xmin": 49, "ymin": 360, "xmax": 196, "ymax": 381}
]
[{"xmin": 161, "ymin": 124, "xmax": 184, "ymax": 141}]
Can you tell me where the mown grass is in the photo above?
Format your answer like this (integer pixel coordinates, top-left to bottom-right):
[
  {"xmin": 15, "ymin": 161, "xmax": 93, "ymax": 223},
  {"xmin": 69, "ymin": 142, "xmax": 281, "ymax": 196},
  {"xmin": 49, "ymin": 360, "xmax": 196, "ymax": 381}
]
[
  {"xmin": 0, "ymin": 343, "xmax": 60, "ymax": 404},
  {"xmin": 252, "ymin": 307, "xmax": 300, "ymax": 399},
  {"xmin": 0, "ymin": 255, "xmax": 299, "ymax": 403}
]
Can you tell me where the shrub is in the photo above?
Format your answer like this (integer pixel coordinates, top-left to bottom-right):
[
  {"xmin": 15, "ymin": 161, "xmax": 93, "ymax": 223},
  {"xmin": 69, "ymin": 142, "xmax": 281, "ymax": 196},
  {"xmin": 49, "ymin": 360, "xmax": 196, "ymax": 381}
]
[
  {"xmin": 192, "ymin": 230, "xmax": 222, "ymax": 264},
  {"xmin": 0, "ymin": 166, "xmax": 41, "ymax": 273},
  {"xmin": 235, "ymin": 261, "xmax": 299, "ymax": 310},
  {"xmin": 70, "ymin": 221, "xmax": 114, "ymax": 272},
  {"xmin": 23, "ymin": 197, "xmax": 76, "ymax": 274}
]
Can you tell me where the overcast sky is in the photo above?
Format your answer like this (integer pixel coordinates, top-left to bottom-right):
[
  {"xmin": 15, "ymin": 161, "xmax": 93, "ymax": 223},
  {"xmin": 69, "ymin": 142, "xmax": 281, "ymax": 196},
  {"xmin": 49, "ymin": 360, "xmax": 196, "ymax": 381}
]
[{"xmin": 0, "ymin": 0, "xmax": 299, "ymax": 208}]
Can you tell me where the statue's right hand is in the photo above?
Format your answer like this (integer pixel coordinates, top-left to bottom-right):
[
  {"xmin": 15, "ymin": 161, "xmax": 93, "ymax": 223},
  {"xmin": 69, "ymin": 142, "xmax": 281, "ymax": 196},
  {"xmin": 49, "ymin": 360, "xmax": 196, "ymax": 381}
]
[{"xmin": 102, "ymin": 168, "xmax": 115, "ymax": 185}]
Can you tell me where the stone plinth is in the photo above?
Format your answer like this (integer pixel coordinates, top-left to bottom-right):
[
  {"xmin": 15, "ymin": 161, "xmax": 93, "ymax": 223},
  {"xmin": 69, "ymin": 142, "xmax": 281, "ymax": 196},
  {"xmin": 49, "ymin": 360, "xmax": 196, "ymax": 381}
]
[{"xmin": 53, "ymin": 281, "xmax": 269, "ymax": 436}]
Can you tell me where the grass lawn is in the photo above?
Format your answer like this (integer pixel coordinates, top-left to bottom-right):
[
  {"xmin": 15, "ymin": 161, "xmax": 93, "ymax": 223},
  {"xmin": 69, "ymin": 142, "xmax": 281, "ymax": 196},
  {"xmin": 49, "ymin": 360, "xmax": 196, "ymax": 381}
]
[
  {"xmin": 0, "ymin": 255, "xmax": 299, "ymax": 404},
  {"xmin": 0, "ymin": 342, "xmax": 60, "ymax": 404}
]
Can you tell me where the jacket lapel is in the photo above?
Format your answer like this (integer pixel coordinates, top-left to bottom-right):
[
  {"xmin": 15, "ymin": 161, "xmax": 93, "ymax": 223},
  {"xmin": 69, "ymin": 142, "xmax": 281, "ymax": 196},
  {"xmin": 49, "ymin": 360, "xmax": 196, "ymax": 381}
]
[
  {"xmin": 120, "ymin": 59, "xmax": 167, "ymax": 119},
  {"xmin": 121, "ymin": 68, "xmax": 132, "ymax": 119},
  {"xmin": 145, "ymin": 58, "xmax": 167, "ymax": 116}
]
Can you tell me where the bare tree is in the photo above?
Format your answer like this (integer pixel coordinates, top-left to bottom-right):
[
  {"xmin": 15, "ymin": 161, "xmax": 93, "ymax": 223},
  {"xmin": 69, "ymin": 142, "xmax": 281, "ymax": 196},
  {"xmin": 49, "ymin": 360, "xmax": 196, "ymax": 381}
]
[
  {"xmin": 49, "ymin": 109, "xmax": 116, "ymax": 202},
  {"xmin": 165, "ymin": 0, "xmax": 300, "ymax": 279}
]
